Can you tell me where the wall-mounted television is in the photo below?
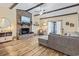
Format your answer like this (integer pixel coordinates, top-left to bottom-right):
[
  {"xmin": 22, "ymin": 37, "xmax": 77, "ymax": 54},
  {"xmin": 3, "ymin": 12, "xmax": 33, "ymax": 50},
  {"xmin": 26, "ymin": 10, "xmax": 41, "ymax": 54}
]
[{"xmin": 21, "ymin": 16, "xmax": 31, "ymax": 25}]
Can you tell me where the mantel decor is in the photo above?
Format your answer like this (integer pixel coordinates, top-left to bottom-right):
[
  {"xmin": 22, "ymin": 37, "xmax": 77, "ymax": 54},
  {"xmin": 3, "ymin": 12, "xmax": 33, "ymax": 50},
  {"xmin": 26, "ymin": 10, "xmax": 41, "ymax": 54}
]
[{"xmin": 33, "ymin": 22, "xmax": 39, "ymax": 26}]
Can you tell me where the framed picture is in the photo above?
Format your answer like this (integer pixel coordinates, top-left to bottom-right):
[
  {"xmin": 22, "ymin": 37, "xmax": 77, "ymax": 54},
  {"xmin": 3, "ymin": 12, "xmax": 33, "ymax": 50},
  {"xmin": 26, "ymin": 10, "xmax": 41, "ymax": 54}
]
[
  {"xmin": 70, "ymin": 23, "xmax": 74, "ymax": 27},
  {"xmin": 66, "ymin": 22, "xmax": 69, "ymax": 25}
]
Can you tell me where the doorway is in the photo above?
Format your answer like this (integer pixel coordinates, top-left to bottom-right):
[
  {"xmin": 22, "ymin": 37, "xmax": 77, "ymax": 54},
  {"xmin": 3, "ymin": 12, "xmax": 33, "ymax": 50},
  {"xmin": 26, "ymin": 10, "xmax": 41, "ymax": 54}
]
[{"xmin": 48, "ymin": 21, "xmax": 62, "ymax": 35}]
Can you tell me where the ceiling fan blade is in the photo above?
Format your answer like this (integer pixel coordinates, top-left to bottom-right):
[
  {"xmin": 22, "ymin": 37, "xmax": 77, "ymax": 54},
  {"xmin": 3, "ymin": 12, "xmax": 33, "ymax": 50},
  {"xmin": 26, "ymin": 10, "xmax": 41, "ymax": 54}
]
[{"xmin": 34, "ymin": 11, "xmax": 40, "ymax": 12}]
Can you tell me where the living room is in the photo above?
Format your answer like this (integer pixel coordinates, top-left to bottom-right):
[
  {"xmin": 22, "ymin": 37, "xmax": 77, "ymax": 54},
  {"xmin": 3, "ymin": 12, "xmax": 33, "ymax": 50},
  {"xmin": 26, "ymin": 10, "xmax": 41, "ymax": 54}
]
[{"xmin": 0, "ymin": 3, "xmax": 79, "ymax": 56}]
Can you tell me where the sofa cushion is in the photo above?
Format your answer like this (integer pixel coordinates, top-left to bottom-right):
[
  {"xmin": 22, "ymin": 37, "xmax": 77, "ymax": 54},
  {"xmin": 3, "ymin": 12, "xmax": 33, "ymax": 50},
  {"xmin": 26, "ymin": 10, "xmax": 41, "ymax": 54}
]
[{"xmin": 38, "ymin": 36, "xmax": 48, "ymax": 47}]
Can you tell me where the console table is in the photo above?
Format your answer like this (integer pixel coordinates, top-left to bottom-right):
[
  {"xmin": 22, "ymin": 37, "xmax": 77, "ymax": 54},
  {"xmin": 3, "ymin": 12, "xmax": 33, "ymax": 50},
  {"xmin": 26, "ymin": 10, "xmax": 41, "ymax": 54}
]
[{"xmin": 0, "ymin": 32, "xmax": 12, "ymax": 43}]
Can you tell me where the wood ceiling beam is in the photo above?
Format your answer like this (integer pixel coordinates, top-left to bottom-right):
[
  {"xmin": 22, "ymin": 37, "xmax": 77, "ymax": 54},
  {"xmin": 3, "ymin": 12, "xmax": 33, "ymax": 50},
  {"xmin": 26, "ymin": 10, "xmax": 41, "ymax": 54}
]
[
  {"xmin": 25, "ymin": 3, "xmax": 44, "ymax": 12},
  {"xmin": 34, "ymin": 3, "xmax": 79, "ymax": 16},
  {"xmin": 9, "ymin": 3, "xmax": 18, "ymax": 9},
  {"xmin": 40, "ymin": 12, "xmax": 77, "ymax": 19}
]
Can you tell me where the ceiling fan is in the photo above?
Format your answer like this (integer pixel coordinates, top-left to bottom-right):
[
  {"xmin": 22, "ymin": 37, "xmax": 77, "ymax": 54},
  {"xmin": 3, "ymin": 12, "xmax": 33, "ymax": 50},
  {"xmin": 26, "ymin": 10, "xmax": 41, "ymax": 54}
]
[{"xmin": 34, "ymin": 6, "xmax": 46, "ymax": 15}]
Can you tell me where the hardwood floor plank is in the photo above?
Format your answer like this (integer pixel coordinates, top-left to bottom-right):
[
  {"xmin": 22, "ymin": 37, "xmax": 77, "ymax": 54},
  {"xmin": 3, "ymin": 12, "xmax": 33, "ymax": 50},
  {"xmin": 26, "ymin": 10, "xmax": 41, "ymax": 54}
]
[
  {"xmin": 24, "ymin": 46, "xmax": 43, "ymax": 56},
  {"xmin": 40, "ymin": 48, "xmax": 50, "ymax": 56},
  {"xmin": 32, "ymin": 46, "xmax": 47, "ymax": 56},
  {"xmin": 0, "ymin": 35, "xmax": 65, "ymax": 56},
  {"xmin": 18, "ymin": 44, "xmax": 38, "ymax": 56}
]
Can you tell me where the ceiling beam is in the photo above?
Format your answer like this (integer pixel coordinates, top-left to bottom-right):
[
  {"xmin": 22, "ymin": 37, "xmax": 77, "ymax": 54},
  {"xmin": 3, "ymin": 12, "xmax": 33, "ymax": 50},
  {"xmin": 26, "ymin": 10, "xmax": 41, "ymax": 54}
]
[
  {"xmin": 35, "ymin": 3, "xmax": 79, "ymax": 16},
  {"xmin": 40, "ymin": 12, "xmax": 77, "ymax": 19},
  {"xmin": 9, "ymin": 3, "xmax": 18, "ymax": 9},
  {"xmin": 25, "ymin": 3, "xmax": 44, "ymax": 12}
]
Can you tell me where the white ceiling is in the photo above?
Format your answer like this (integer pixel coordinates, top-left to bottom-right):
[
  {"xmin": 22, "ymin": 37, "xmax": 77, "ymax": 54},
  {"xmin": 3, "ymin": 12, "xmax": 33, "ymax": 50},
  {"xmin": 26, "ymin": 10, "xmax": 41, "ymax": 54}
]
[
  {"xmin": 29, "ymin": 3, "xmax": 77, "ymax": 15},
  {"xmin": 15, "ymin": 3, "xmax": 40, "ymax": 10},
  {"xmin": 0, "ymin": 3, "xmax": 77, "ymax": 15},
  {"xmin": 0, "ymin": 3, "xmax": 13, "ymax": 8},
  {"xmin": 15, "ymin": 3, "xmax": 77, "ymax": 15}
]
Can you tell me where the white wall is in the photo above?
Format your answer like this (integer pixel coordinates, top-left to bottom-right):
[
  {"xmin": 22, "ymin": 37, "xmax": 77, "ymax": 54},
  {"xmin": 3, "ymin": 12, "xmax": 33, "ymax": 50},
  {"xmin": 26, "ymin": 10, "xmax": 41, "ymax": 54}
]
[
  {"xmin": 32, "ymin": 15, "xmax": 40, "ymax": 34},
  {"xmin": 0, "ymin": 7, "xmax": 16, "ymax": 37},
  {"xmin": 32, "ymin": 6, "xmax": 79, "ymax": 34}
]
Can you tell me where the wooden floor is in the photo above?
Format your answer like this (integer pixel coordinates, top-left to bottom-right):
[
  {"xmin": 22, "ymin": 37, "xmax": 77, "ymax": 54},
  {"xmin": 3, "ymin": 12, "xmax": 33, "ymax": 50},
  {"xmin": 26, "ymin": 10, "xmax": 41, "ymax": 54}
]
[{"xmin": 0, "ymin": 35, "xmax": 66, "ymax": 56}]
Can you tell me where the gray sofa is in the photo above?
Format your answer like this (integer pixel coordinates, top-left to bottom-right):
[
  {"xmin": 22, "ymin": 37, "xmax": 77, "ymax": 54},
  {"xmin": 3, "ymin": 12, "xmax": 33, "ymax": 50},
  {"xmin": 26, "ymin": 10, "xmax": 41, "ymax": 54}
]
[
  {"xmin": 38, "ymin": 33, "xmax": 79, "ymax": 56},
  {"xmin": 38, "ymin": 36, "xmax": 48, "ymax": 47}
]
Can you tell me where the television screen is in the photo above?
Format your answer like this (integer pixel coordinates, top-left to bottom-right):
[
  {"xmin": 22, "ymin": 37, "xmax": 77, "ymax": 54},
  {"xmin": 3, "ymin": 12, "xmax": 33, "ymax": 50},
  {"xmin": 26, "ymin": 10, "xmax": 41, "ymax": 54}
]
[{"xmin": 21, "ymin": 16, "xmax": 30, "ymax": 24}]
